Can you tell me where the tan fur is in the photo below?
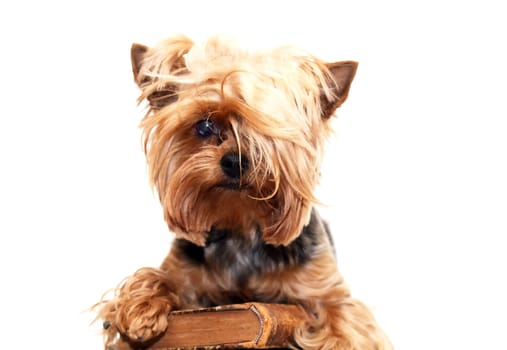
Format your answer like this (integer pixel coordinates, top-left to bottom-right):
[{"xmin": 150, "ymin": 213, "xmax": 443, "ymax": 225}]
[{"xmin": 95, "ymin": 35, "xmax": 392, "ymax": 350}]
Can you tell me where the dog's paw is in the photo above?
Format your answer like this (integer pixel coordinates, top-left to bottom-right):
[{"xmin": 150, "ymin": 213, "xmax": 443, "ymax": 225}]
[
  {"xmin": 98, "ymin": 267, "xmax": 180, "ymax": 345},
  {"xmin": 116, "ymin": 296, "xmax": 172, "ymax": 343}
]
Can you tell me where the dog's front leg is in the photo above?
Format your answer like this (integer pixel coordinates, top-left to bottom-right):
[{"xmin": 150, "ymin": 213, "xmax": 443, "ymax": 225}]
[
  {"xmin": 97, "ymin": 266, "xmax": 181, "ymax": 346},
  {"xmin": 295, "ymin": 295, "xmax": 392, "ymax": 350},
  {"xmin": 274, "ymin": 255, "xmax": 393, "ymax": 350}
]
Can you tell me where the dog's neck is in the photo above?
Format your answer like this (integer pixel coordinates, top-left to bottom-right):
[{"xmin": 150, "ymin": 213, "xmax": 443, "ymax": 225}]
[
  {"xmin": 174, "ymin": 208, "xmax": 330, "ymax": 273},
  {"xmin": 204, "ymin": 227, "xmax": 230, "ymax": 245}
]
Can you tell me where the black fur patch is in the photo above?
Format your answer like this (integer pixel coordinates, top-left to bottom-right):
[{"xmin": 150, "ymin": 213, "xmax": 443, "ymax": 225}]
[
  {"xmin": 176, "ymin": 209, "xmax": 326, "ymax": 281},
  {"xmin": 174, "ymin": 239, "xmax": 205, "ymax": 265},
  {"xmin": 174, "ymin": 209, "xmax": 331, "ymax": 305}
]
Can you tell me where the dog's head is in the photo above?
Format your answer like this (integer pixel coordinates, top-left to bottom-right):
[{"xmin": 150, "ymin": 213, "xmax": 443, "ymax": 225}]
[{"xmin": 131, "ymin": 35, "xmax": 357, "ymax": 246}]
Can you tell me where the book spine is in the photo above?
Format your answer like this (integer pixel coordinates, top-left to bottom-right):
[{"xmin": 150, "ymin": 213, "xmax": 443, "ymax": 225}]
[{"xmin": 249, "ymin": 303, "xmax": 306, "ymax": 348}]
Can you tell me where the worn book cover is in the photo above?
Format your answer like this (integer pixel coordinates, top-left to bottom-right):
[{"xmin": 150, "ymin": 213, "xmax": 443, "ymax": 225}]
[{"xmin": 110, "ymin": 302, "xmax": 307, "ymax": 349}]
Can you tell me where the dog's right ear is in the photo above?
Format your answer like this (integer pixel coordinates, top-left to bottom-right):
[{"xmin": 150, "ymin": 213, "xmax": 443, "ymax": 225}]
[
  {"xmin": 131, "ymin": 43, "xmax": 149, "ymax": 86},
  {"xmin": 131, "ymin": 43, "xmax": 177, "ymax": 108},
  {"xmin": 130, "ymin": 36, "xmax": 194, "ymax": 109}
]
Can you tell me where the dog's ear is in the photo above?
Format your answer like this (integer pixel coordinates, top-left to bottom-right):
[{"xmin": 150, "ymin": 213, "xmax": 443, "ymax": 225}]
[
  {"xmin": 131, "ymin": 43, "xmax": 149, "ymax": 86},
  {"xmin": 131, "ymin": 43, "xmax": 179, "ymax": 108},
  {"xmin": 130, "ymin": 37, "xmax": 193, "ymax": 109},
  {"xmin": 321, "ymin": 61, "xmax": 358, "ymax": 118}
]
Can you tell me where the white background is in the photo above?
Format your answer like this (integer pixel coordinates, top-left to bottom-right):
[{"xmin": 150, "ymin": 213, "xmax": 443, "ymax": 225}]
[{"xmin": 0, "ymin": 1, "xmax": 506, "ymax": 349}]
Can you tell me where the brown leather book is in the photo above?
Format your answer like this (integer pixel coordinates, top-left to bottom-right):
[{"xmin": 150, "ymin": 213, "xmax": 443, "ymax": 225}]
[{"xmin": 110, "ymin": 302, "xmax": 307, "ymax": 349}]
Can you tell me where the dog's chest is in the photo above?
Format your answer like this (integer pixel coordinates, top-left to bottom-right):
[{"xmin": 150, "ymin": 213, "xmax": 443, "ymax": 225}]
[
  {"xmin": 175, "ymin": 226, "xmax": 319, "ymax": 288},
  {"xmin": 204, "ymin": 233, "xmax": 275, "ymax": 287}
]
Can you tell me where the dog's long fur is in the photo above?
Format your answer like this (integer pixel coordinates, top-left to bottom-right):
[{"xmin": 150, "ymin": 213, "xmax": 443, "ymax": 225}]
[{"xmin": 96, "ymin": 35, "xmax": 393, "ymax": 350}]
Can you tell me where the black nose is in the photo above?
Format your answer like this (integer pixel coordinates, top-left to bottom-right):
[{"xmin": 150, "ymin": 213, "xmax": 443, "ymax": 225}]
[{"xmin": 220, "ymin": 153, "xmax": 249, "ymax": 179}]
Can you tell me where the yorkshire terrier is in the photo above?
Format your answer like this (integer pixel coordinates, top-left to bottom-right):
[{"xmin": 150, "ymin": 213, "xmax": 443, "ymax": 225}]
[{"xmin": 96, "ymin": 34, "xmax": 393, "ymax": 350}]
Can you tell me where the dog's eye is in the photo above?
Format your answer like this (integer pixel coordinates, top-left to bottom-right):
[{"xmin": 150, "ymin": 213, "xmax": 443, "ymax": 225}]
[{"xmin": 195, "ymin": 119, "xmax": 218, "ymax": 139}]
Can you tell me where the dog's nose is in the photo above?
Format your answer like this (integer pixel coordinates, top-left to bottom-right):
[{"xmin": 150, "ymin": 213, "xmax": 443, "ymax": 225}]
[{"xmin": 220, "ymin": 153, "xmax": 249, "ymax": 179}]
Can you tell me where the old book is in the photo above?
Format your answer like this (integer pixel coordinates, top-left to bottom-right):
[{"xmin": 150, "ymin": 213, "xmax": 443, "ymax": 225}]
[{"xmin": 110, "ymin": 302, "xmax": 307, "ymax": 349}]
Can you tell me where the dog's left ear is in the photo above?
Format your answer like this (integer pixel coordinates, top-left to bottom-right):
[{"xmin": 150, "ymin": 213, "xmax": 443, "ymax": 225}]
[{"xmin": 321, "ymin": 61, "xmax": 358, "ymax": 118}]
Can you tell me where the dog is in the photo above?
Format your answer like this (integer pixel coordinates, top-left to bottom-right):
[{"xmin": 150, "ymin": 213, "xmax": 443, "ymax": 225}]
[{"xmin": 96, "ymin": 34, "xmax": 393, "ymax": 350}]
